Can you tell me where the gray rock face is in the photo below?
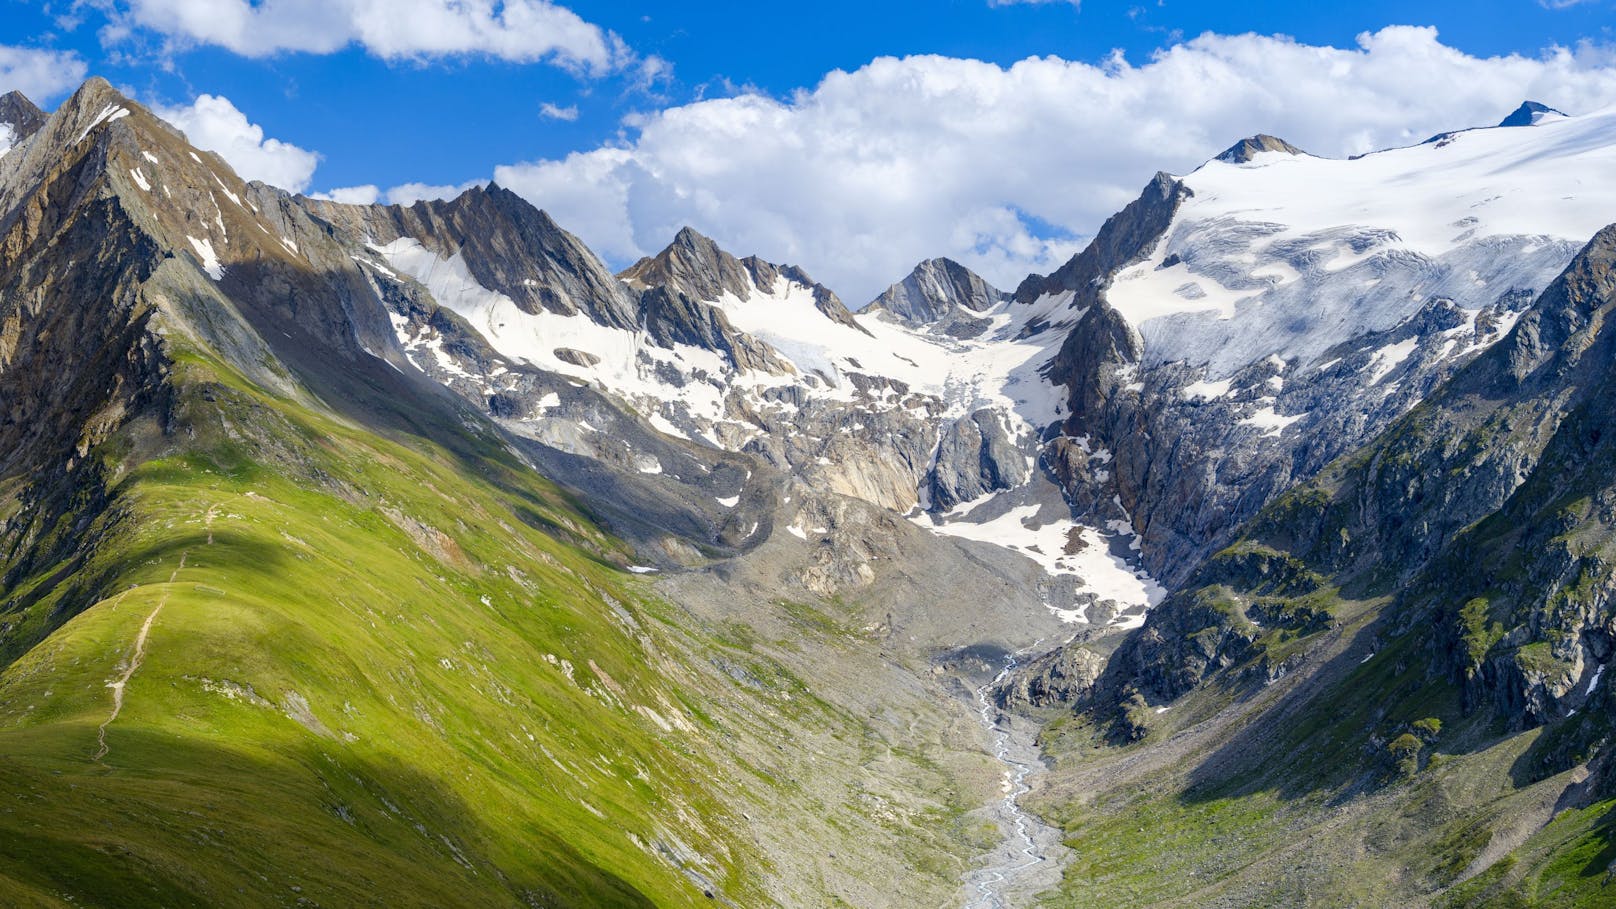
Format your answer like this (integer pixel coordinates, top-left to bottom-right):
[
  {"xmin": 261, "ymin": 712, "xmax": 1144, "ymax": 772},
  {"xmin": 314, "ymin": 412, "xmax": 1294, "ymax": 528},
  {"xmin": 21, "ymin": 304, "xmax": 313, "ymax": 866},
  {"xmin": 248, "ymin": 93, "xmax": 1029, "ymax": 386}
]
[
  {"xmin": 638, "ymin": 284, "xmax": 791, "ymax": 374},
  {"xmin": 1016, "ymin": 171, "xmax": 1190, "ymax": 306},
  {"xmin": 929, "ymin": 409, "xmax": 1031, "ymax": 511},
  {"xmin": 867, "ymin": 258, "xmax": 1008, "ymax": 334}
]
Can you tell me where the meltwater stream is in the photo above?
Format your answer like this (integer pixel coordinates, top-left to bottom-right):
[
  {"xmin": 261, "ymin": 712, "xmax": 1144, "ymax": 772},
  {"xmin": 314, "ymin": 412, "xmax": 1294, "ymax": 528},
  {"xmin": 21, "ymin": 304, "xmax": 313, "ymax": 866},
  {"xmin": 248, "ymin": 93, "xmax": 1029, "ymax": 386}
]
[{"xmin": 962, "ymin": 655, "xmax": 1069, "ymax": 908}]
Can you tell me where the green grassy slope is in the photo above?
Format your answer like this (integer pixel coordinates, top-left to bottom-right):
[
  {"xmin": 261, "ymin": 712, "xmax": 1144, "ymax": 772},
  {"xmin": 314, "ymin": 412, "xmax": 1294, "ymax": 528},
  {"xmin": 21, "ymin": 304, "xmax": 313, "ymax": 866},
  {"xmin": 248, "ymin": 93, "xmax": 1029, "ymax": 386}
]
[{"xmin": 0, "ymin": 335, "xmax": 773, "ymax": 907}]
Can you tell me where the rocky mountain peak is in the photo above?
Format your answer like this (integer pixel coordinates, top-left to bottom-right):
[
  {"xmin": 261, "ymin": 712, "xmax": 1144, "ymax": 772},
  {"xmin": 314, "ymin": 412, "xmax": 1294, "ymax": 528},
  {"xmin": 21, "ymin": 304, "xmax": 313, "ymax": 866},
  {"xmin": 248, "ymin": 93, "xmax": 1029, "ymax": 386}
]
[
  {"xmin": 1498, "ymin": 100, "xmax": 1566, "ymax": 128},
  {"xmin": 619, "ymin": 225, "xmax": 753, "ymax": 303},
  {"xmin": 307, "ymin": 179, "xmax": 642, "ymax": 329},
  {"xmin": 623, "ymin": 230, "xmax": 872, "ymax": 336},
  {"xmin": 1015, "ymin": 170, "xmax": 1191, "ymax": 306},
  {"xmin": 0, "ymin": 90, "xmax": 45, "ymax": 146},
  {"xmin": 1215, "ymin": 133, "xmax": 1306, "ymax": 164},
  {"xmin": 866, "ymin": 257, "xmax": 1009, "ymax": 334}
]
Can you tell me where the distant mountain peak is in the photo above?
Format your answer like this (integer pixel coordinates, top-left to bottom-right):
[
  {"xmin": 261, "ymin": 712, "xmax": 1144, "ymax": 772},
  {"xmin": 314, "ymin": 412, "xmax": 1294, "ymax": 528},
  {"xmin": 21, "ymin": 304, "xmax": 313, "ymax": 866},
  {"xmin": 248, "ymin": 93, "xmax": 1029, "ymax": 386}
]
[
  {"xmin": 867, "ymin": 257, "xmax": 1008, "ymax": 332},
  {"xmin": 1215, "ymin": 134, "xmax": 1306, "ymax": 164},
  {"xmin": 0, "ymin": 89, "xmax": 46, "ymax": 146},
  {"xmin": 621, "ymin": 229, "xmax": 871, "ymax": 335},
  {"xmin": 619, "ymin": 226, "xmax": 751, "ymax": 301},
  {"xmin": 1498, "ymin": 100, "xmax": 1566, "ymax": 128}
]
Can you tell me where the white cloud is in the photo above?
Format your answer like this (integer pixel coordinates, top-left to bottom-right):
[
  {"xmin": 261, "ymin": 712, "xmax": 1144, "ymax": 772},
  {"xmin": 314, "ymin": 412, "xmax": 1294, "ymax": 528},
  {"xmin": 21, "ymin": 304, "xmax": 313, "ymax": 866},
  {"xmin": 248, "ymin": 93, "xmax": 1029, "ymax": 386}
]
[
  {"xmin": 539, "ymin": 102, "xmax": 580, "ymax": 121},
  {"xmin": 306, "ymin": 181, "xmax": 484, "ymax": 206},
  {"xmin": 384, "ymin": 180, "xmax": 483, "ymax": 205},
  {"xmin": 153, "ymin": 94, "xmax": 321, "ymax": 192},
  {"xmin": 309, "ymin": 184, "xmax": 381, "ymax": 205},
  {"xmin": 0, "ymin": 45, "xmax": 88, "ymax": 102},
  {"xmin": 113, "ymin": 0, "xmax": 628, "ymax": 74},
  {"xmin": 492, "ymin": 27, "xmax": 1616, "ymax": 304}
]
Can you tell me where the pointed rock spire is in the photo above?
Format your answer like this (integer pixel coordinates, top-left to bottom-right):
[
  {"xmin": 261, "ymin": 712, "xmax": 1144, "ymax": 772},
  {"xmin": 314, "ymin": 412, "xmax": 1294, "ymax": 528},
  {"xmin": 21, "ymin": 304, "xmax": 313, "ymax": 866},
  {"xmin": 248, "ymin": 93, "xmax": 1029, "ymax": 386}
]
[
  {"xmin": 868, "ymin": 258, "xmax": 1008, "ymax": 332},
  {"xmin": 619, "ymin": 226, "xmax": 753, "ymax": 302}
]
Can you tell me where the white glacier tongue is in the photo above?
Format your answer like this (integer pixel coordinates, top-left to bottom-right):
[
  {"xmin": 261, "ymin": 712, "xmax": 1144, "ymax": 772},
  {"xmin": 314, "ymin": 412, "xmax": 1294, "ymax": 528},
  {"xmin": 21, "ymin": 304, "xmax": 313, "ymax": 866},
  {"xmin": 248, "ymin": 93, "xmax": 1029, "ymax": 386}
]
[{"xmin": 1107, "ymin": 104, "xmax": 1616, "ymax": 378}]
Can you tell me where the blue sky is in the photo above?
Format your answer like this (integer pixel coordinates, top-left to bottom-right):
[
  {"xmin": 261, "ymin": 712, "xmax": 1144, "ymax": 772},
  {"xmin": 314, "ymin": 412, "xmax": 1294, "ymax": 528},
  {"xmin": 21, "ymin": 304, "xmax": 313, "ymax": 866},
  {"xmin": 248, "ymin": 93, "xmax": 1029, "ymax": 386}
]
[
  {"xmin": 10, "ymin": 0, "xmax": 1615, "ymax": 190},
  {"xmin": 5, "ymin": 0, "xmax": 1616, "ymax": 299}
]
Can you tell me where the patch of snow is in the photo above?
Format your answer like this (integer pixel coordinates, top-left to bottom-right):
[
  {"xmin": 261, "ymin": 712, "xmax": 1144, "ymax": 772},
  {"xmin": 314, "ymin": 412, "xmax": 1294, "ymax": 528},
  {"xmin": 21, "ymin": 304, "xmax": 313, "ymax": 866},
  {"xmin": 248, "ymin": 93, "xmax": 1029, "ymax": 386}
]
[
  {"xmin": 1182, "ymin": 377, "xmax": 1233, "ymax": 400},
  {"xmin": 916, "ymin": 503, "xmax": 1164, "ymax": 625},
  {"xmin": 646, "ymin": 412, "xmax": 690, "ymax": 440},
  {"xmin": 212, "ymin": 173, "xmax": 242, "ymax": 207},
  {"xmin": 1364, "ymin": 337, "xmax": 1419, "ymax": 385},
  {"xmin": 129, "ymin": 168, "xmax": 151, "ymax": 191},
  {"xmin": 714, "ymin": 495, "xmax": 740, "ymax": 508},
  {"xmin": 1238, "ymin": 405, "xmax": 1304, "ymax": 437},
  {"xmin": 626, "ymin": 566, "xmax": 658, "ymax": 574},
  {"xmin": 75, "ymin": 104, "xmax": 125, "ymax": 144},
  {"xmin": 187, "ymin": 235, "xmax": 223, "ymax": 280}
]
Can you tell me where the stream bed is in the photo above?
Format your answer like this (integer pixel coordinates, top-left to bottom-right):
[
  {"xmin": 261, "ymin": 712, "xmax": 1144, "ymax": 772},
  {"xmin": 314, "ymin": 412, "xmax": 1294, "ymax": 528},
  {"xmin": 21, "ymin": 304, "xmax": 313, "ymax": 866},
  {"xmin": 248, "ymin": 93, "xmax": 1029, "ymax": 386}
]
[{"xmin": 962, "ymin": 657, "xmax": 1070, "ymax": 908}]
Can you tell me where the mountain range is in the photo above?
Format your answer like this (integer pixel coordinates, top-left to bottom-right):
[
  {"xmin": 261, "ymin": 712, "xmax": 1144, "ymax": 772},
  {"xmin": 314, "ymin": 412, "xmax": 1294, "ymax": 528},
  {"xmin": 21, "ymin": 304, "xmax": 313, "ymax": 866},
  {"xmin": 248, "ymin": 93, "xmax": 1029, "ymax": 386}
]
[{"xmin": 2, "ymin": 76, "xmax": 1616, "ymax": 907}]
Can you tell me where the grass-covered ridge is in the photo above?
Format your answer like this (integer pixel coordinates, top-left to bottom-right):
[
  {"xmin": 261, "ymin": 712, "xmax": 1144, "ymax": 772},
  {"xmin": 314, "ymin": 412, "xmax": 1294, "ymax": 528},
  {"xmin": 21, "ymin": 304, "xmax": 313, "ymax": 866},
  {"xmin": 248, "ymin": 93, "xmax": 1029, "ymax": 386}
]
[{"xmin": 0, "ymin": 338, "xmax": 782, "ymax": 907}]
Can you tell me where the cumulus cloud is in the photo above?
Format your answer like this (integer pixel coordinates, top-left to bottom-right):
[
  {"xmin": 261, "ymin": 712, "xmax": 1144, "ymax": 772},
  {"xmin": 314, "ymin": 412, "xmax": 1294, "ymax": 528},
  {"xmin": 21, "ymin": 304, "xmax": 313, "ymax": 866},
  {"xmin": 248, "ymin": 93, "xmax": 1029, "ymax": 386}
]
[
  {"xmin": 305, "ymin": 180, "xmax": 483, "ymax": 205},
  {"xmin": 309, "ymin": 184, "xmax": 381, "ymax": 205},
  {"xmin": 0, "ymin": 45, "xmax": 89, "ymax": 102},
  {"xmin": 492, "ymin": 27, "xmax": 1616, "ymax": 304},
  {"xmin": 110, "ymin": 0, "xmax": 628, "ymax": 74},
  {"xmin": 384, "ymin": 180, "xmax": 484, "ymax": 205},
  {"xmin": 153, "ymin": 94, "xmax": 321, "ymax": 192}
]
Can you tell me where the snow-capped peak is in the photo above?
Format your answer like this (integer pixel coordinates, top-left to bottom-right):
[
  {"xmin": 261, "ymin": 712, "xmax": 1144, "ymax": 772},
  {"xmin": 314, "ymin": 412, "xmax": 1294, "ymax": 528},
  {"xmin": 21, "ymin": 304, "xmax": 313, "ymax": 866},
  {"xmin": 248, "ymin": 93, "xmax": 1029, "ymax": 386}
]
[{"xmin": 1498, "ymin": 100, "xmax": 1567, "ymax": 128}]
